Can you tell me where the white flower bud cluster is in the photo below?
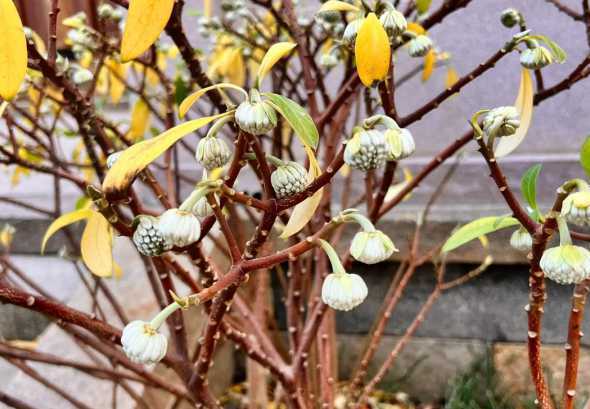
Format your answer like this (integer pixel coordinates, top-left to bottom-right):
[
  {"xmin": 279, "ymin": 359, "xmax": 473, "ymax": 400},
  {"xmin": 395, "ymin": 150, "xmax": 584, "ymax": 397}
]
[
  {"xmin": 132, "ymin": 209, "xmax": 201, "ymax": 256},
  {"xmin": 344, "ymin": 129, "xmax": 390, "ymax": 171},
  {"xmin": 271, "ymin": 161, "xmax": 308, "ymax": 198},
  {"xmin": 342, "ymin": 19, "xmax": 363, "ymax": 45},
  {"xmin": 385, "ymin": 128, "xmax": 415, "ymax": 160},
  {"xmin": 158, "ymin": 209, "xmax": 201, "ymax": 248},
  {"xmin": 321, "ymin": 272, "xmax": 368, "ymax": 311},
  {"xmin": 520, "ymin": 46, "xmax": 553, "ymax": 70},
  {"xmin": 350, "ymin": 230, "xmax": 397, "ymax": 264},
  {"xmin": 510, "ymin": 227, "xmax": 532, "ymax": 252},
  {"xmin": 379, "ymin": 5, "xmax": 407, "ymax": 37},
  {"xmin": 196, "ymin": 136, "xmax": 232, "ymax": 170},
  {"xmin": 121, "ymin": 321, "xmax": 168, "ymax": 365},
  {"xmin": 408, "ymin": 35, "xmax": 433, "ymax": 57},
  {"xmin": 234, "ymin": 99, "xmax": 278, "ymax": 135},
  {"xmin": 482, "ymin": 106, "xmax": 520, "ymax": 138},
  {"xmin": 540, "ymin": 245, "xmax": 590, "ymax": 284},
  {"xmin": 192, "ymin": 197, "xmax": 213, "ymax": 218},
  {"xmin": 561, "ymin": 191, "xmax": 590, "ymax": 226},
  {"xmin": 132, "ymin": 215, "xmax": 172, "ymax": 257}
]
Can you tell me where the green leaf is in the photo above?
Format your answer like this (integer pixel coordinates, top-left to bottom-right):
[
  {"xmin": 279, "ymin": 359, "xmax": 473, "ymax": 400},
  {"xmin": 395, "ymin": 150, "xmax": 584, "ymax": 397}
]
[
  {"xmin": 442, "ymin": 216, "xmax": 519, "ymax": 253},
  {"xmin": 520, "ymin": 164, "xmax": 542, "ymax": 217},
  {"xmin": 416, "ymin": 0, "xmax": 433, "ymax": 14},
  {"xmin": 535, "ymin": 35, "xmax": 567, "ymax": 63},
  {"xmin": 263, "ymin": 92, "xmax": 319, "ymax": 149},
  {"xmin": 580, "ymin": 136, "xmax": 590, "ymax": 178},
  {"xmin": 174, "ymin": 76, "xmax": 190, "ymax": 107}
]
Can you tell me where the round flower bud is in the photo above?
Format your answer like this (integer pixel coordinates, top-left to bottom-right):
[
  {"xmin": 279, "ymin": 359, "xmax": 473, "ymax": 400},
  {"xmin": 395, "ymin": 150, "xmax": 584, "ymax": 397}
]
[
  {"xmin": 132, "ymin": 215, "xmax": 172, "ymax": 257},
  {"xmin": 540, "ymin": 245, "xmax": 590, "ymax": 285},
  {"xmin": 510, "ymin": 227, "xmax": 532, "ymax": 252},
  {"xmin": 342, "ymin": 18, "xmax": 363, "ymax": 45},
  {"xmin": 234, "ymin": 99, "xmax": 278, "ymax": 135},
  {"xmin": 121, "ymin": 320, "xmax": 168, "ymax": 365},
  {"xmin": 271, "ymin": 161, "xmax": 308, "ymax": 198},
  {"xmin": 380, "ymin": 8, "xmax": 407, "ymax": 36},
  {"xmin": 72, "ymin": 67, "xmax": 93, "ymax": 84},
  {"xmin": 158, "ymin": 209, "xmax": 201, "ymax": 248},
  {"xmin": 561, "ymin": 191, "xmax": 590, "ymax": 226},
  {"xmin": 192, "ymin": 196, "xmax": 213, "ymax": 218},
  {"xmin": 106, "ymin": 151, "xmax": 122, "ymax": 169},
  {"xmin": 195, "ymin": 136, "xmax": 232, "ymax": 170},
  {"xmin": 97, "ymin": 3, "xmax": 115, "ymax": 19},
  {"xmin": 350, "ymin": 230, "xmax": 397, "ymax": 264},
  {"xmin": 321, "ymin": 272, "xmax": 368, "ymax": 311},
  {"xmin": 320, "ymin": 53, "xmax": 339, "ymax": 69},
  {"xmin": 500, "ymin": 8, "xmax": 522, "ymax": 28},
  {"xmin": 520, "ymin": 46, "xmax": 553, "ymax": 70},
  {"xmin": 344, "ymin": 129, "xmax": 390, "ymax": 171},
  {"xmin": 385, "ymin": 128, "xmax": 415, "ymax": 160},
  {"xmin": 482, "ymin": 106, "xmax": 520, "ymax": 138},
  {"xmin": 408, "ymin": 35, "xmax": 433, "ymax": 57}
]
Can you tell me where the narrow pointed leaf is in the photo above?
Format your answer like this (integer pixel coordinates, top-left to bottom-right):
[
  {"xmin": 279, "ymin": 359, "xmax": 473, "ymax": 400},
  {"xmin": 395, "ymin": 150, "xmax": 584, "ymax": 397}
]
[
  {"xmin": 494, "ymin": 68, "xmax": 534, "ymax": 157},
  {"xmin": 521, "ymin": 164, "xmax": 542, "ymax": 217},
  {"xmin": 579, "ymin": 136, "xmax": 590, "ymax": 178},
  {"xmin": 0, "ymin": 0, "xmax": 27, "ymax": 100},
  {"xmin": 128, "ymin": 99, "xmax": 150, "ymax": 141},
  {"xmin": 442, "ymin": 216, "xmax": 519, "ymax": 253},
  {"xmin": 179, "ymin": 83, "xmax": 247, "ymax": 118},
  {"xmin": 41, "ymin": 209, "xmax": 94, "ymax": 253},
  {"xmin": 318, "ymin": 1, "xmax": 360, "ymax": 13},
  {"xmin": 257, "ymin": 42, "xmax": 297, "ymax": 85},
  {"xmin": 120, "ymin": 0, "xmax": 175, "ymax": 62},
  {"xmin": 422, "ymin": 49, "xmax": 436, "ymax": 82},
  {"xmin": 280, "ymin": 147, "xmax": 323, "ymax": 238},
  {"xmin": 103, "ymin": 113, "xmax": 229, "ymax": 198},
  {"xmin": 264, "ymin": 93, "xmax": 319, "ymax": 149},
  {"xmin": 81, "ymin": 212, "xmax": 113, "ymax": 277},
  {"xmin": 355, "ymin": 13, "xmax": 391, "ymax": 87}
]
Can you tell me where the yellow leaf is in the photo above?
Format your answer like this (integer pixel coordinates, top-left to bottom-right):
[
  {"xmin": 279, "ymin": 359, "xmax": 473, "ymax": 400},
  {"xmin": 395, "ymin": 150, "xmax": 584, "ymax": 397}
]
[
  {"xmin": 0, "ymin": 0, "xmax": 27, "ymax": 100},
  {"xmin": 204, "ymin": 0, "xmax": 212, "ymax": 18},
  {"xmin": 120, "ymin": 0, "xmax": 175, "ymax": 62},
  {"xmin": 41, "ymin": 208, "xmax": 94, "ymax": 253},
  {"xmin": 445, "ymin": 67, "xmax": 459, "ymax": 89},
  {"xmin": 128, "ymin": 99, "xmax": 150, "ymax": 141},
  {"xmin": 257, "ymin": 42, "xmax": 297, "ymax": 85},
  {"xmin": 113, "ymin": 262, "xmax": 123, "ymax": 279},
  {"xmin": 280, "ymin": 147, "xmax": 323, "ymax": 238},
  {"xmin": 318, "ymin": 1, "xmax": 361, "ymax": 13},
  {"xmin": 179, "ymin": 83, "xmax": 247, "ymax": 118},
  {"xmin": 384, "ymin": 167, "xmax": 413, "ymax": 202},
  {"xmin": 407, "ymin": 22, "xmax": 426, "ymax": 35},
  {"xmin": 28, "ymin": 29, "xmax": 46, "ymax": 57},
  {"xmin": 422, "ymin": 49, "xmax": 436, "ymax": 82},
  {"xmin": 81, "ymin": 212, "xmax": 113, "ymax": 277},
  {"xmin": 105, "ymin": 59, "xmax": 128, "ymax": 104},
  {"xmin": 0, "ymin": 224, "xmax": 15, "ymax": 248},
  {"xmin": 355, "ymin": 13, "xmax": 390, "ymax": 87},
  {"xmin": 103, "ymin": 113, "xmax": 229, "ymax": 198},
  {"xmin": 494, "ymin": 68, "xmax": 534, "ymax": 157},
  {"xmin": 478, "ymin": 235, "xmax": 489, "ymax": 248}
]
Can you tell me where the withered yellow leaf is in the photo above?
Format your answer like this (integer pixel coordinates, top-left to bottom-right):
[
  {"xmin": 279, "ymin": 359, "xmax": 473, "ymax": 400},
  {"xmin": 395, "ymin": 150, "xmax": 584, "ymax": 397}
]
[
  {"xmin": 103, "ymin": 113, "xmax": 229, "ymax": 197},
  {"xmin": 204, "ymin": 0, "xmax": 212, "ymax": 18},
  {"xmin": 494, "ymin": 68, "xmax": 533, "ymax": 157},
  {"xmin": 422, "ymin": 49, "xmax": 436, "ymax": 82},
  {"xmin": 445, "ymin": 67, "xmax": 459, "ymax": 89},
  {"xmin": 0, "ymin": 0, "xmax": 27, "ymax": 100},
  {"xmin": 120, "ymin": 0, "xmax": 175, "ymax": 62},
  {"xmin": 179, "ymin": 83, "xmax": 247, "ymax": 118},
  {"xmin": 280, "ymin": 147, "xmax": 323, "ymax": 238},
  {"xmin": 318, "ymin": 0, "xmax": 361, "ymax": 13},
  {"xmin": 407, "ymin": 22, "xmax": 426, "ymax": 35},
  {"xmin": 257, "ymin": 42, "xmax": 297, "ymax": 85},
  {"xmin": 41, "ymin": 208, "xmax": 94, "ymax": 253},
  {"xmin": 128, "ymin": 99, "xmax": 150, "ymax": 141},
  {"xmin": 355, "ymin": 13, "xmax": 390, "ymax": 87},
  {"xmin": 81, "ymin": 212, "xmax": 114, "ymax": 277},
  {"xmin": 106, "ymin": 59, "xmax": 128, "ymax": 104}
]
